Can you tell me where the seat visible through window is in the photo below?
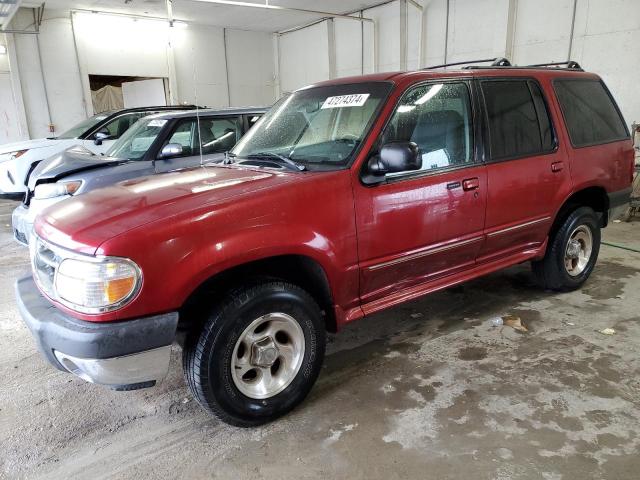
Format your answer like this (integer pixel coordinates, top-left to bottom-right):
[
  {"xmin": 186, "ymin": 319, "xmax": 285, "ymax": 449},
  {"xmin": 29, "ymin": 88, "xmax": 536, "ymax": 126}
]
[{"xmin": 382, "ymin": 82, "xmax": 473, "ymax": 173}]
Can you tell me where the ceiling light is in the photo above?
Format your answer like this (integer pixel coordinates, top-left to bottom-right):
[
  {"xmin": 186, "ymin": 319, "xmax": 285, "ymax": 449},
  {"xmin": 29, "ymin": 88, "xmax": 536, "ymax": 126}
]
[
  {"xmin": 415, "ymin": 84, "xmax": 443, "ymax": 105},
  {"xmin": 0, "ymin": 46, "xmax": 6, "ymax": 55}
]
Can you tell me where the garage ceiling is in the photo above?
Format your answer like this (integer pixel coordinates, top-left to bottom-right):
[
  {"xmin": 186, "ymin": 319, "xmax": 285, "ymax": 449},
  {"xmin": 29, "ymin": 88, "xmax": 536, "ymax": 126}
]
[
  {"xmin": 0, "ymin": 0, "xmax": 21, "ymax": 29},
  {"xmin": 38, "ymin": 0, "xmax": 388, "ymax": 31}
]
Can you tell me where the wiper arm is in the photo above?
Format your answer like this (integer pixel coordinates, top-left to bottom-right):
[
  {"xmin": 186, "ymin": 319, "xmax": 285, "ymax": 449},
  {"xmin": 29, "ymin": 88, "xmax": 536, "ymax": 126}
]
[{"xmin": 246, "ymin": 152, "xmax": 307, "ymax": 172}]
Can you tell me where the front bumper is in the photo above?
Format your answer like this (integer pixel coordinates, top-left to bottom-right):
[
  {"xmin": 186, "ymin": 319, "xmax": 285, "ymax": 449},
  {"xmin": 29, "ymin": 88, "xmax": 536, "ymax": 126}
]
[
  {"xmin": 12, "ymin": 196, "xmax": 69, "ymax": 246},
  {"xmin": 15, "ymin": 275, "xmax": 179, "ymax": 390}
]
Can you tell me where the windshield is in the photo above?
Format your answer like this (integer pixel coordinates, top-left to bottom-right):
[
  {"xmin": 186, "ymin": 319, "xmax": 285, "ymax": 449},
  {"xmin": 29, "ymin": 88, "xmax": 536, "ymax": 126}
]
[
  {"xmin": 232, "ymin": 82, "xmax": 392, "ymax": 169},
  {"xmin": 107, "ymin": 117, "xmax": 167, "ymax": 160},
  {"xmin": 57, "ymin": 114, "xmax": 110, "ymax": 139}
]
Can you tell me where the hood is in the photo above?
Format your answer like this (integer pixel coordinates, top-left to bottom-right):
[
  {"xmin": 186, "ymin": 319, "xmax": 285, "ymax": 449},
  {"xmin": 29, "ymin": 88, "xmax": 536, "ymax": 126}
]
[
  {"xmin": 36, "ymin": 165, "xmax": 297, "ymax": 254},
  {"xmin": 0, "ymin": 138, "xmax": 60, "ymax": 155},
  {"xmin": 28, "ymin": 146, "xmax": 128, "ymax": 189}
]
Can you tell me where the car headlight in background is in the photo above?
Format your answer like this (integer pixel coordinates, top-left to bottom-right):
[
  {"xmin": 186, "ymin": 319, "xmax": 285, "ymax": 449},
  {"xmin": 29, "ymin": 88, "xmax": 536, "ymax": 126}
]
[
  {"xmin": 9, "ymin": 149, "xmax": 29, "ymax": 159},
  {"xmin": 33, "ymin": 181, "xmax": 82, "ymax": 200},
  {"xmin": 55, "ymin": 257, "xmax": 142, "ymax": 313}
]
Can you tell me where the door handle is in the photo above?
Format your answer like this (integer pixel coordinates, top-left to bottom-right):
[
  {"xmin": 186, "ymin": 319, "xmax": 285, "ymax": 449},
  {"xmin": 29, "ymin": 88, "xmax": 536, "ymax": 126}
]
[
  {"xmin": 462, "ymin": 177, "xmax": 480, "ymax": 191},
  {"xmin": 551, "ymin": 161, "xmax": 564, "ymax": 173}
]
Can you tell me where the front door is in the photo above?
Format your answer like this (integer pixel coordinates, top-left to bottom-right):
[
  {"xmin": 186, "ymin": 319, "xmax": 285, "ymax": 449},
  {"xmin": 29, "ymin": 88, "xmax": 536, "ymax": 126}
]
[
  {"xmin": 155, "ymin": 116, "xmax": 244, "ymax": 172},
  {"xmin": 354, "ymin": 81, "xmax": 487, "ymax": 305}
]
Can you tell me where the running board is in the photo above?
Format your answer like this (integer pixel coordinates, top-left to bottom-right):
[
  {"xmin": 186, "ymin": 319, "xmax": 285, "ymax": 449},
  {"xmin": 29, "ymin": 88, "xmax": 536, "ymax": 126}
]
[{"xmin": 342, "ymin": 244, "xmax": 545, "ymax": 325}]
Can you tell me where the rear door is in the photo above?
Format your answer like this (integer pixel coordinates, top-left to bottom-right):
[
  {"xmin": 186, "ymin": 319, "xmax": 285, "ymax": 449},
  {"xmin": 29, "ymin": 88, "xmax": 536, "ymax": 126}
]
[
  {"xmin": 354, "ymin": 80, "xmax": 488, "ymax": 305},
  {"xmin": 477, "ymin": 78, "xmax": 572, "ymax": 262}
]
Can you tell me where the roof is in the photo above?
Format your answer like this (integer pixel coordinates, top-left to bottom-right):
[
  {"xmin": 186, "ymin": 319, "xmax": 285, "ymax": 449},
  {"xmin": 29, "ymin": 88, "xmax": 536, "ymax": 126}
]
[
  {"xmin": 143, "ymin": 106, "xmax": 270, "ymax": 121},
  {"xmin": 304, "ymin": 66, "xmax": 599, "ymax": 90},
  {"xmin": 101, "ymin": 105, "xmax": 203, "ymax": 117}
]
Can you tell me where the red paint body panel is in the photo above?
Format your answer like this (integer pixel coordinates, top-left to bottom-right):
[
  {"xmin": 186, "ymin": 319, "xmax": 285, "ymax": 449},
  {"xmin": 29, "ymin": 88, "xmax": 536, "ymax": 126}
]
[
  {"xmin": 32, "ymin": 68, "xmax": 634, "ymax": 326},
  {"xmin": 354, "ymin": 165, "xmax": 487, "ymax": 304}
]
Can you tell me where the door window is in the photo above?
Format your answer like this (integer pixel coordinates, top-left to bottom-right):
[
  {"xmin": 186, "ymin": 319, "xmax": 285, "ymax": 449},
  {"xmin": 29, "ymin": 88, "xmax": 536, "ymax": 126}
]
[
  {"xmin": 482, "ymin": 80, "xmax": 555, "ymax": 160},
  {"xmin": 163, "ymin": 117, "xmax": 243, "ymax": 158},
  {"xmin": 382, "ymin": 82, "xmax": 474, "ymax": 174},
  {"xmin": 200, "ymin": 117, "xmax": 242, "ymax": 154},
  {"xmin": 554, "ymin": 79, "xmax": 628, "ymax": 147},
  {"xmin": 101, "ymin": 113, "xmax": 147, "ymax": 139}
]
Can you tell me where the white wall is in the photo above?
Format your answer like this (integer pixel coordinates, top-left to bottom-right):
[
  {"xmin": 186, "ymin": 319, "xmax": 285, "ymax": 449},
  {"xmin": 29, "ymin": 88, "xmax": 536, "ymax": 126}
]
[
  {"xmin": 4, "ymin": 0, "xmax": 640, "ymax": 142},
  {"xmin": 278, "ymin": 21, "xmax": 331, "ymax": 93},
  {"xmin": 568, "ymin": 0, "xmax": 640, "ymax": 125},
  {"xmin": 171, "ymin": 24, "xmax": 229, "ymax": 107},
  {"xmin": 11, "ymin": 8, "xmax": 85, "ymax": 139},
  {"xmin": 226, "ymin": 29, "xmax": 276, "ymax": 106},
  {"xmin": 276, "ymin": 0, "xmax": 640, "ymax": 126},
  {"xmin": 6, "ymin": 9, "xmax": 277, "ymax": 141},
  {"xmin": 0, "ymin": 35, "xmax": 24, "ymax": 143},
  {"xmin": 276, "ymin": 1, "xmax": 402, "ymax": 93}
]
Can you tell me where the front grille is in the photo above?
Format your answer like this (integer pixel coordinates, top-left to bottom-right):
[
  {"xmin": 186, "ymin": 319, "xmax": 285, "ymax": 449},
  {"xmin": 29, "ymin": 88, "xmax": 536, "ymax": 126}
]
[{"xmin": 31, "ymin": 237, "xmax": 62, "ymax": 299}]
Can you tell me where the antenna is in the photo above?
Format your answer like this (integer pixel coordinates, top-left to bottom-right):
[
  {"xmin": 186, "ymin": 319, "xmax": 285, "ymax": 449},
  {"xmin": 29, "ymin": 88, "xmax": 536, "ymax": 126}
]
[{"xmin": 191, "ymin": 48, "xmax": 204, "ymax": 166}]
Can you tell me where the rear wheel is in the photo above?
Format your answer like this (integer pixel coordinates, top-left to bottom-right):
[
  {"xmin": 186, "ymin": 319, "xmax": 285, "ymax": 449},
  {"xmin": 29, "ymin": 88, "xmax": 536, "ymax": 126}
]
[
  {"xmin": 183, "ymin": 281, "xmax": 325, "ymax": 427},
  {"xmin": 532, "ymin": 206, "xmax": 601, "ymax": 291}
]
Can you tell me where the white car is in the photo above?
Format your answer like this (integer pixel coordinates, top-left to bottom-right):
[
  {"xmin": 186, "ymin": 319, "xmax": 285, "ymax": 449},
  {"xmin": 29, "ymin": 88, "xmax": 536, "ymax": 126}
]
[{"xmin": 0, "ymin": 106, "xmax": 198, "ymax": 198}]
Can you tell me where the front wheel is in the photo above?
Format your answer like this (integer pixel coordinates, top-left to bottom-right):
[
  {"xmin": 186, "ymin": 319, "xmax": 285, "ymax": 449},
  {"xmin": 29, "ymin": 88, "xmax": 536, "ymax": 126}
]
[
  {"xmin": 532, "ymin": 206, "xmax": 601, "ymax": 291},
  {"xmin": 182, "ymin": 281, "xmax": 326, "ymax": 427}
]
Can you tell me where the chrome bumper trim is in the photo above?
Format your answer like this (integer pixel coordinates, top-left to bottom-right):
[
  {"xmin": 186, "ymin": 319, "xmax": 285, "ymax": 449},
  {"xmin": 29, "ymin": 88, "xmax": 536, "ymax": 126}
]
[{"xmin": 53, "ymin": 345, "xmax": 172, "ymax": 388}]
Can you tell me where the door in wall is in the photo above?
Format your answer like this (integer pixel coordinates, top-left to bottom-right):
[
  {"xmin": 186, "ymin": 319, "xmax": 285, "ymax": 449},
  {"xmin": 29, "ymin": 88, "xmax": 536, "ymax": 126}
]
[{"xmin": 122, "ymin": 78, "xmax": 168, "ymax": 108}]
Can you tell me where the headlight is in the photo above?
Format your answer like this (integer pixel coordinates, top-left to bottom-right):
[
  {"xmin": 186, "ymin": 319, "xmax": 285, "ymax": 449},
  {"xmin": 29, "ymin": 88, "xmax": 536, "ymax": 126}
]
[
  {"xmin": 10, "ymin": 149, "xmax": 29, "ymax": 159},
  {"xmin": 55, "ymin": 257, "xmax": 141, "ymax": 313},
  {"xmin": 34, "ymin": 181, "xmax": 82, "ymax": 200}
]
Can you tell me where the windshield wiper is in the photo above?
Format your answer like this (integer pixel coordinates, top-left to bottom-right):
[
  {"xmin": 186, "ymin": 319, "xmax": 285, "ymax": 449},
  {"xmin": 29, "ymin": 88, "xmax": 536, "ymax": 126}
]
[{"xmin": 245, "ymin": 152, "xmax": 307, "ymax": 172}]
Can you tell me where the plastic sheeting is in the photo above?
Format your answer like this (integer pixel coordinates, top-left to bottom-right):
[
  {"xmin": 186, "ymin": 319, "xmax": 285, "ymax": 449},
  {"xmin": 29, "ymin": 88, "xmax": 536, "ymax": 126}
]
[{"xmin": 91, "ymin": 85, "xmax": 124, "ymax": 113}]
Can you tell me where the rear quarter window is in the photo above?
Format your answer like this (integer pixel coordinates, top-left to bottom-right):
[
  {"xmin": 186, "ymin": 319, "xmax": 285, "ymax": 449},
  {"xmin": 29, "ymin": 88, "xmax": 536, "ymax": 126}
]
[{"xmin": 553, "ymin": 79, "xmax": 628, "ymax": 147}]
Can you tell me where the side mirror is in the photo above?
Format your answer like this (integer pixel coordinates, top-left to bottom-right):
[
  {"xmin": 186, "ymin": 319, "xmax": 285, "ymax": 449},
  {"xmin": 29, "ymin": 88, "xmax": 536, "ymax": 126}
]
[
  {"xmin": 158, "ymin": 143, "xmax": 183, "ymax": 159},
  {"xmin": 366, "ymin": 141, "xmax": 421, "ymax": 178},
  {"xmin": 93, "ymin": 129, "xmax": 112, "ymax": 145}
]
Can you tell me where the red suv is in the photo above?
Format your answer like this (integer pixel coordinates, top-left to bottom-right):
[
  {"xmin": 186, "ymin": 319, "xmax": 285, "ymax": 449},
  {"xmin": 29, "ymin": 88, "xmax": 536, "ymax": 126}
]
[{"xmin": 16, "ymin": 59, "xmax": 633, "ymax": 426}]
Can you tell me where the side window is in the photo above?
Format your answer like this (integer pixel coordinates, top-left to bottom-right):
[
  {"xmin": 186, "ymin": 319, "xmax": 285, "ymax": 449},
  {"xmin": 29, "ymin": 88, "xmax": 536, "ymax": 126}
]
[
  {"xmin": 165, "ymin": 119, "xmax": 197, "ymax": 157},
  {"xmin": 162, "ymin": 117, "xmax": 243, "ymax": 158},
  {"xmin": 528, "ymin": 81, "xmax": 555, "ymax": 151},
  {"xmin": 482, "ymin": 80, "xmax": 553, "ymax": 160},
  {"xmin": 102, "ymin": 113, "xmax": 146, "ymax": 139},
  {"xmin": 199, "ymin": 117, "xmax": 243, "ymax": 154},
  {"xmin": 247, "ymin": 114, "xmax": 262, "ymax": 128},
  {"xmin": 554, "ymin": 79, "xmax": 628, "ymax": 147},
  {"xmin": 382, "ymin": 82, "xmax": 474, "ymax": 173}
]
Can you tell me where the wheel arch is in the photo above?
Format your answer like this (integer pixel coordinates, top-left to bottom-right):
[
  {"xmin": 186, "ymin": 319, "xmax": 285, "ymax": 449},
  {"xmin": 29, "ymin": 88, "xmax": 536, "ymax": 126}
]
[
  {"xmin": 178, "ymin": 253, "xmax": 338, "ymax": 335},
  {"xmin": 550, "ymin": 186, "xmax": 609, "ymax": 239}
]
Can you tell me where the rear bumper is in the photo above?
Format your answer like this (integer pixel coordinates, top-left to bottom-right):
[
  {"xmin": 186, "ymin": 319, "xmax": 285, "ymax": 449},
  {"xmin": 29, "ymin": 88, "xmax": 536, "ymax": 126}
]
[
  {"xmin": 608, "ymin": 186, "xmax": 632, "ymax": 222},
  {"xmin": 15, "ymin": 275, "xmax": 179, "ymax": 390}
]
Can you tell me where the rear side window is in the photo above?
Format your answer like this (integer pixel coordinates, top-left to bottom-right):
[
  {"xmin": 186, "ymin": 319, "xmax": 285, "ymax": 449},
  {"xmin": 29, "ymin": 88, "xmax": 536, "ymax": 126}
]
[
  {"xmin": 482, "ymin": 80, "xmax": 555, "ymax": 160},
  {"xmin": 554, "ymin": 79, "xmax": 628, "ymax": 147}
]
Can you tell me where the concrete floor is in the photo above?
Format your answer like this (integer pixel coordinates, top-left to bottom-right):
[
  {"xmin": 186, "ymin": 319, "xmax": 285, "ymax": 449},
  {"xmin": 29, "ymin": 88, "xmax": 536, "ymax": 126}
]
[{"xmin": 1, "ymin": 198, "xmax": 640, "ymax": 480}]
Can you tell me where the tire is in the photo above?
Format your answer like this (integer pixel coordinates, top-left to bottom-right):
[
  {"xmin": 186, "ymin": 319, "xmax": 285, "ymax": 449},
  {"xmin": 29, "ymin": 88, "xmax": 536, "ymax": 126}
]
[
  {"xmin": 183, "ymin": 281, "xmax": 326, "ymax": 427},
  {"xmin": 532, "ymin": 206, "xmax": 601, "ymax": 291}
]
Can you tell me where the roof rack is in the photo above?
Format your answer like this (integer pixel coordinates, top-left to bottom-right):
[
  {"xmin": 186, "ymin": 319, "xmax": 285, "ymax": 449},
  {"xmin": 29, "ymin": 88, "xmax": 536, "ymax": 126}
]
[
  {"xmin": 527, "ymin": 60, "xmax": 582, "ymax": 70},
  {"xmin": 423, "ymin": 57, "xmax": 511, "ymax": 70}
]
